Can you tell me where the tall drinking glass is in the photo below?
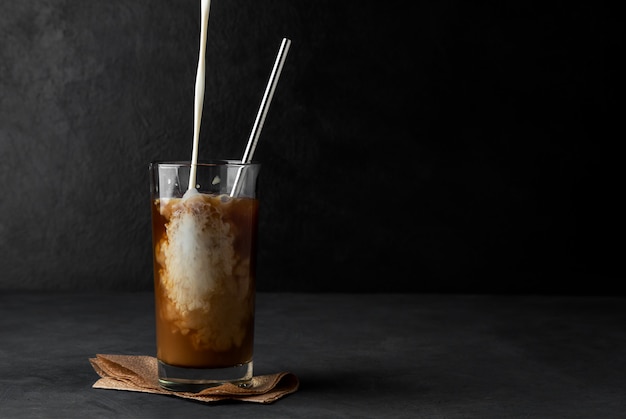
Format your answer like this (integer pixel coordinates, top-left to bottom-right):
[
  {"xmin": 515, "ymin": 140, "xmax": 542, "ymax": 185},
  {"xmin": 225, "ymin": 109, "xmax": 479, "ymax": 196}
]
[{"xmin": 149, "ymin": 160, "xmax": 260, "ymax": 391}]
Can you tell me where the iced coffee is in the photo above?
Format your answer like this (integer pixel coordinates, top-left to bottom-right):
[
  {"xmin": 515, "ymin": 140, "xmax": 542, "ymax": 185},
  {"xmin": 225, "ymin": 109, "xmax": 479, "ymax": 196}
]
[{"xmin": 150, "ymin": 161, "xmax": 260, "ymax": 389}]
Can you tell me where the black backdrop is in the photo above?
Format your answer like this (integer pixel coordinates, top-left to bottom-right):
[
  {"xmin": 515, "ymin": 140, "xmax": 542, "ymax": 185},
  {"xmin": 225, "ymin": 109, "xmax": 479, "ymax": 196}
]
[{"xmin": 0, "ymin": 1, "xmax": 622, "ymax": 293}]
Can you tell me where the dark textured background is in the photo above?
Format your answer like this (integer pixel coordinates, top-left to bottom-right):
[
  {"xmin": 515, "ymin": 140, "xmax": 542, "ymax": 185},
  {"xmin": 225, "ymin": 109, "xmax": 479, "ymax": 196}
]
[{"xmin": 0, "ymin": 1, "xmax": 622, "ymax": 293}]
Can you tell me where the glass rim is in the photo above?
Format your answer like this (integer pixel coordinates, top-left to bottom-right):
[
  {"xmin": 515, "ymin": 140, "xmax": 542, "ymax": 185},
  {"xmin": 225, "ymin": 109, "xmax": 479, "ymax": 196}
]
[{"xmin": 150, "ymin": 160, "xmax": 260, "ymax": 168}]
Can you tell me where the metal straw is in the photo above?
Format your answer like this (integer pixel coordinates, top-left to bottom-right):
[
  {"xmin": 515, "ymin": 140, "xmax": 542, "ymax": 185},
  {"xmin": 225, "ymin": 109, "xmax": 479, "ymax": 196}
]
[{"xmin": 230, "ymin": 37, "xmax": 292, "ymax": 197}]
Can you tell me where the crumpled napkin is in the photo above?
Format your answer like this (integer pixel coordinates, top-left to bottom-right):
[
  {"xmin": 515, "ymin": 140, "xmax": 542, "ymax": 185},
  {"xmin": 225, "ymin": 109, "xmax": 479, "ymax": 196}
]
[{"xmin": 89, "ymin": 354, "xmax": 299, "ymax": 404}]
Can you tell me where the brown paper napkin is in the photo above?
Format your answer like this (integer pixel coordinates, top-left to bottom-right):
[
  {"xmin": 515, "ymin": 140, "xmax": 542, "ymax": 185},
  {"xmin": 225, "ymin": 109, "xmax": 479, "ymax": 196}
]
[{"xmin": 89, "ymin": 354, "xmax": 299, "ymax": 404}]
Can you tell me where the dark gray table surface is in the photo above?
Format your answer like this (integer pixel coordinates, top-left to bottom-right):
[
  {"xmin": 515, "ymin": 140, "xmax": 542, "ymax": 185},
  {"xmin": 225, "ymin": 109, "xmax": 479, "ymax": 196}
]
[{"xmin": 0, "ymin": 291, "xmax": 625, "ymax": 418}]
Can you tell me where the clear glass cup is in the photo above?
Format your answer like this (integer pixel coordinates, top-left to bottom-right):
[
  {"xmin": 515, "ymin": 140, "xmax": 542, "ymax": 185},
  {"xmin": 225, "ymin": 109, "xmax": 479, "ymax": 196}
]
[{"xmin": 149, "ymin": 160, "xmax": 260, "ymax": 391}]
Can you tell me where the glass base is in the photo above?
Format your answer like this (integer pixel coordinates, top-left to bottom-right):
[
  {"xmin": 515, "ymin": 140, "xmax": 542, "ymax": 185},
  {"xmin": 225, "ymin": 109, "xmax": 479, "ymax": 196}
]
[{"xmin": 157, "ymin": 360, "xmax": 253, "ymax": 392}]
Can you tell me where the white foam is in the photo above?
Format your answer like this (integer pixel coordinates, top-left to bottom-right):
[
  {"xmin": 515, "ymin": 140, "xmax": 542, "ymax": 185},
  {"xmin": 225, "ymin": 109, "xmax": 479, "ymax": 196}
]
[{"xmin": 160, "ymin": 196, "xmax": 235, "ymax": 315}]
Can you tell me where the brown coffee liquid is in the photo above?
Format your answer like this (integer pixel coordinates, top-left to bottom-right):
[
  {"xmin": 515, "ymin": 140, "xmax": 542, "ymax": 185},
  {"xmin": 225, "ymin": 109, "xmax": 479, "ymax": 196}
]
[{"xmin": 151, "ymin": 193, "xmax": 258, "ymax": 368}]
